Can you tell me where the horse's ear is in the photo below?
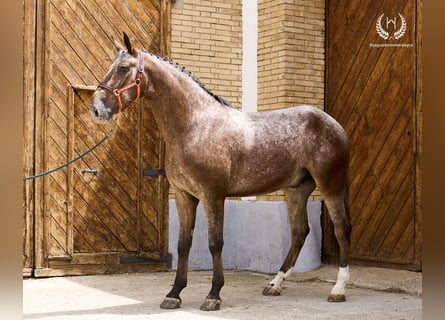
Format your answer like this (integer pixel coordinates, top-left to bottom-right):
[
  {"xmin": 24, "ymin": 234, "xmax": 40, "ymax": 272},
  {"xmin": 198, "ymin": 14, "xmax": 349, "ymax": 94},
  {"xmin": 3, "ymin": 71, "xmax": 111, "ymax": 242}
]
[
  {"xmin": 123, "ymin": 32, "xmax": 136, "ymax": 55},
  {"xmin": 113, "ymin": 36, "xmax": 125, "ymax": 52}
]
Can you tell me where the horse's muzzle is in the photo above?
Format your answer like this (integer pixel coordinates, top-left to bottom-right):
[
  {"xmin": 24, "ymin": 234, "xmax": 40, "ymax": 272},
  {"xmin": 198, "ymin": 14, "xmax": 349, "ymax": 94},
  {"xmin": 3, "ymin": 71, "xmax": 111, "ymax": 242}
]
[{"xmin": 90, "ymin": 104, "xmax": 113, "ymax": 124}]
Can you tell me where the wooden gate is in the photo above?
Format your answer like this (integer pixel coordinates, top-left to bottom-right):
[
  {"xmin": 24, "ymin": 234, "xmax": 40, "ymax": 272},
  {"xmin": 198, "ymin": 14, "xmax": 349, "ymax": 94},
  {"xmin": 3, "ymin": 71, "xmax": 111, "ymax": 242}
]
[
  {"xmin": 323, "ymin": 0, "xmax": 421, "ymax": 270},
  {"xmin": 23, "ymin": 0, "xmax": 171, "ymax": 276}
]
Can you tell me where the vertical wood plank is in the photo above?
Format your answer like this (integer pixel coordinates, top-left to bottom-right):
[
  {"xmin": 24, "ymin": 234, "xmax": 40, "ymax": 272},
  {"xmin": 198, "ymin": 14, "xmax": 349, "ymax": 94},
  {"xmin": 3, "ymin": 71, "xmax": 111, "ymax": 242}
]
[
  {"xmin": 34, "ymin": 0, "xmax": 52, "ymax": 270},
  {"xmin": 413, "ymin": 0, "xmax": 422, "ymax": 271},
  {"xmin": 160, "ymin": 0, "xmax": 171, "ymax": 57},
  {"xmin": 23, "ymin": 0, "xmax": 37, "ymax": 275}
]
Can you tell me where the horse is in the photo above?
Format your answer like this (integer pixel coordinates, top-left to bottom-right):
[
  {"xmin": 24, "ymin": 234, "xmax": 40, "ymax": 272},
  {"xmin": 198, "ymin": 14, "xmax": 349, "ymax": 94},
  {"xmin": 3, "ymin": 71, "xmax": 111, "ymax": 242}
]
[{"xmin": 90, "ymin": 33, "xmax": 352, "ymax": 311}]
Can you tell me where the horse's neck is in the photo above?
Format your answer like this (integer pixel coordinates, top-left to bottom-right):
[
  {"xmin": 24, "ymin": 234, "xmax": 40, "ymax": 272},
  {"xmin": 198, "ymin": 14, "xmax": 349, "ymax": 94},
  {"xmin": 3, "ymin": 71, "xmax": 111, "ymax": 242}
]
[{"xmin": 144, "ymin": 57, "xmax": 215, "ymax": 144}]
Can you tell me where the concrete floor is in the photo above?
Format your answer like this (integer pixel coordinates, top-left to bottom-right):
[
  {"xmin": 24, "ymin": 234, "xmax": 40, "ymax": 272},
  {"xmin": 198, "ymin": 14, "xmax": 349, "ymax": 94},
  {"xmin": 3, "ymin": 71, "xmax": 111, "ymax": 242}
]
[{"xmin": 23, "ymin": 265, "xmax": 422, "ymax": 320}]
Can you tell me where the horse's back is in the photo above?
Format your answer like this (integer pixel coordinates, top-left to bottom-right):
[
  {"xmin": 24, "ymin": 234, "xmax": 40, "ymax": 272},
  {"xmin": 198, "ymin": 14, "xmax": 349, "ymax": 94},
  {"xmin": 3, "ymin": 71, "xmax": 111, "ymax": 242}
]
[{"xmin": 247, "ymin": 105, "xmax": 348, "ymax": 151}]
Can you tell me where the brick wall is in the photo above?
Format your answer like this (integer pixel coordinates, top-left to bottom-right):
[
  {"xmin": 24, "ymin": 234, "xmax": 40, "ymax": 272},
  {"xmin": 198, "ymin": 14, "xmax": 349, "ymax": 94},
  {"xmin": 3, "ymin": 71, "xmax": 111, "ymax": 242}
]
[{"xmin": 170, "ymin": 0, "xmax": 242, "ymax": 109}]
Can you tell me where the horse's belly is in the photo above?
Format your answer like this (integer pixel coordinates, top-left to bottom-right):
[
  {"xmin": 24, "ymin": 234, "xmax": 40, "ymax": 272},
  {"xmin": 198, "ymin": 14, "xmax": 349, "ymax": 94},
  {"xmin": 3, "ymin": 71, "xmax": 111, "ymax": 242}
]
[{"xmin": 226, "ymin": 161, "xmax": 303, "ymax": 197}]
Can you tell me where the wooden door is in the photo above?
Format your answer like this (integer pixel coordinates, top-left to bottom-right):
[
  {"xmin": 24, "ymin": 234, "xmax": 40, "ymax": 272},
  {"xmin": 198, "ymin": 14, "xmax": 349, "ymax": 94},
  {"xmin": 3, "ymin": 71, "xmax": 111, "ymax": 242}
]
[
  {"xmin": 24, "ymin": 0, "xmax": 171, "ymax": 276},
  {"xmin": 323, "ymin": 0, "xmax": 421, "ymax": 270}
]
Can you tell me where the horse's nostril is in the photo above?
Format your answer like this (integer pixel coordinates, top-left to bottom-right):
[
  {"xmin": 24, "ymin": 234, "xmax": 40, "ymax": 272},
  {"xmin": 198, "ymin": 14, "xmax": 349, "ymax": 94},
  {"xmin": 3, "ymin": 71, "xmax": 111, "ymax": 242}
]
[{"xmin": 94, "ymin": 109, "xmax": 100, "ymax": 117}]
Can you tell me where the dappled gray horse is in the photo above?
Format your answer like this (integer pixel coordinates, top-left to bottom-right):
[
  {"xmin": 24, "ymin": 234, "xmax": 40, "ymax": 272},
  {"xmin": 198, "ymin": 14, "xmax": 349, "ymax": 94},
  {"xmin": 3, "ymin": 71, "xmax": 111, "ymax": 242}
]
[{"xmin": 90, "ymin": 33, "xmax": 351, "ymax": 311}]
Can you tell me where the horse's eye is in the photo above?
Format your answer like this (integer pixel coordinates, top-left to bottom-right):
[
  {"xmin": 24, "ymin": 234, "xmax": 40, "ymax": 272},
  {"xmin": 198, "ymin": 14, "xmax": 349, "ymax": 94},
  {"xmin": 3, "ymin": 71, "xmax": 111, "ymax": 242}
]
[{"xmin": 118, "ymin": 65, "xmax": 129, "ymax": 75}]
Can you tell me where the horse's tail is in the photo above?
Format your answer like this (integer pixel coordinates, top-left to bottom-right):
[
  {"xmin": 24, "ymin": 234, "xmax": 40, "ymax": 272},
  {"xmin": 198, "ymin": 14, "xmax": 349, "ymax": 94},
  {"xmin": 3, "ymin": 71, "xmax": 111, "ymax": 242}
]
[{"xmin": 344, "ymin": 168, "xmax": 352, "ymax": 242}]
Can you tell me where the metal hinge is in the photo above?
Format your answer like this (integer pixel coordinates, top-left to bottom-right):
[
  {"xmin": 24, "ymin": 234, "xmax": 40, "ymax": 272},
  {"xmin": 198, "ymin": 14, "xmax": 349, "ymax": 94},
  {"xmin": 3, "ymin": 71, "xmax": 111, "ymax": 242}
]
[{"xmin": 142, "ymin": 168, "xmax": 166, "ymax": 176}]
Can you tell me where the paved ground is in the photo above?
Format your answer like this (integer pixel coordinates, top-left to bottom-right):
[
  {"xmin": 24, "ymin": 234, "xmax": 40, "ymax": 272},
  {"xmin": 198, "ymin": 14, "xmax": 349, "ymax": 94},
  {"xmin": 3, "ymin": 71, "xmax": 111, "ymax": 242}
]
[{"xmin": 23, "ymin": 265, "xmax": 422, "ymax": 320}]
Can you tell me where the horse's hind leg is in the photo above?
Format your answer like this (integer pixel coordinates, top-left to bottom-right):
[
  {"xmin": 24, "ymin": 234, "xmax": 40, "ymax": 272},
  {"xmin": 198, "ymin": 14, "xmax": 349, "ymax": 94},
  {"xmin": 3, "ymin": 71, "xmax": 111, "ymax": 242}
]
[
  {"xmin": 324, "ymin": 191, "xmax": 351, "ymax": 302},
  {"xmin": 160, "ymin": 191, "xmax": 198, "ymax": 309},
  {"xmin": 263, "ymin": 175, "xmax": 316, "ymax": 296}
]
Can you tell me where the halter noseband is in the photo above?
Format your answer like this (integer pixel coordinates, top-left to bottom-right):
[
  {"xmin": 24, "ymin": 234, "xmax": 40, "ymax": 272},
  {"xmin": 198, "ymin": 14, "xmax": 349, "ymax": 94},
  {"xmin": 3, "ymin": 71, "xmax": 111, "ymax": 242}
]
[{"xmin": 98, "ymin": 52, "xmax": 145, "ymax": 113}]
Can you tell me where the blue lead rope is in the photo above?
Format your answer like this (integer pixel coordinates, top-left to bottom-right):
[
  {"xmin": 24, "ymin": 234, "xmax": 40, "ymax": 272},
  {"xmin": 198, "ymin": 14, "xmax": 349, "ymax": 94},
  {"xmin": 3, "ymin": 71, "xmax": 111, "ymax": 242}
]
[{"xmin": 23, "ymin": 125, "xmax": 116, "ymax": 181}]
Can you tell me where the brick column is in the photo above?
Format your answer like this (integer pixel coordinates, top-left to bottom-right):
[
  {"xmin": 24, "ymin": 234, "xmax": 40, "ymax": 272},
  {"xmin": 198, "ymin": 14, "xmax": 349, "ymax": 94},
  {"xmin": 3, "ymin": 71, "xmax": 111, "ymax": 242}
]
[
  {"xmin": 258, "ymin": 0, "xmax": 325, "ymax": 112},
  {"xmin": 170, "ymin": 0, "xmax": 243, "ymax": 109}
]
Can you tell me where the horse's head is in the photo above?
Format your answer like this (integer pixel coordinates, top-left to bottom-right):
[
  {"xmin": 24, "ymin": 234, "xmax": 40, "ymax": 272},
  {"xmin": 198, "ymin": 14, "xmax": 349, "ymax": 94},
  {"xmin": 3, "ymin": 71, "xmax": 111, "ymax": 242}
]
[
  {"xmin": 91, "ymin": 32, "xmax": 232, "ymax": 124},
  {"xmin": 90, "ymin": 33, "xmax": 151, "ymax": 122}
]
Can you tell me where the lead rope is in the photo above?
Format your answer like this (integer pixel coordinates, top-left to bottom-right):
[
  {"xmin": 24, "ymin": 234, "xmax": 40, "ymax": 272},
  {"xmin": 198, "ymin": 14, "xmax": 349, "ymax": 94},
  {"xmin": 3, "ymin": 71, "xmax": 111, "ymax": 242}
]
[{"xmin": 23, "ymin": 124, "xmax": 116, "ymax": 181}]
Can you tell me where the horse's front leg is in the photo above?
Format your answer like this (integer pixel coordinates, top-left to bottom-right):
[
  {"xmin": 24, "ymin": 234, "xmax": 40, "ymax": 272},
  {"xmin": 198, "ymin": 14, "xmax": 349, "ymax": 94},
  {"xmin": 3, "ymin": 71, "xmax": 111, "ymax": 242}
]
[
  {"xmin": 200, "ymin": 198, "xmax": 225, "ymax": 311},
  {"xmin": 160, "ymin": 191, "xmax": 198, "ymax": 309}
]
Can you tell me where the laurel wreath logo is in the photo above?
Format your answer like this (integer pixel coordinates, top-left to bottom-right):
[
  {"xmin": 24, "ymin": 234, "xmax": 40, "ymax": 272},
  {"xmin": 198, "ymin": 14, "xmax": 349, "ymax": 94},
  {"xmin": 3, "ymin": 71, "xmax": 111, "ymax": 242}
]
[
  {"xmin": 394, "ymin": 14, "xmax": 407, "ymax": 39},
  {"xmin": 376, "ymin": 13, "xmax": 407, "ymax": 40}
]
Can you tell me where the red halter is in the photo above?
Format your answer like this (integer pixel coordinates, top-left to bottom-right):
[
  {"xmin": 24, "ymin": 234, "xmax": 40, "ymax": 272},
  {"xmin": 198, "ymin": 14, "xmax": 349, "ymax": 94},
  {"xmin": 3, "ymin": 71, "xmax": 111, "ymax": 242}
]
[{"xmin": 98, "ymin": 52, "xmax": 144, "ymax": 113}]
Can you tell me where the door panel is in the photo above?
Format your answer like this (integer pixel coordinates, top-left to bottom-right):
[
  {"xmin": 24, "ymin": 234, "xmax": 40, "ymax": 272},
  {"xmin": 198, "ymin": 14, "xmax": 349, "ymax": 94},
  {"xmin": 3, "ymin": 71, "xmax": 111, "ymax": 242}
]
[
  {"xmin": 29, "ymin": 0, "xmax": 170, "ymax": 276},
  {"xmin": 324, "ymin": 0, "xmax": 421, "ymax": 270}
]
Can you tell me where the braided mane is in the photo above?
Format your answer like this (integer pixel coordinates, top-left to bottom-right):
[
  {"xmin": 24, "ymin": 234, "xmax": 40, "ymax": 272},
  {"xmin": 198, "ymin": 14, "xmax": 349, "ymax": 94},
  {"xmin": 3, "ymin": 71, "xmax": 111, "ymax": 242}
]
[{"xmin": 147, "ymin": 51, "xmax": 232, "ymax": 107}]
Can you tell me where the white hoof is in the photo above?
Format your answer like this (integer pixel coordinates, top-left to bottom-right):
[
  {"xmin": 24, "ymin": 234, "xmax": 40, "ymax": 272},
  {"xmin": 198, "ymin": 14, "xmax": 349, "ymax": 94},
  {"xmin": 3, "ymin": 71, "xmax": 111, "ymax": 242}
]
[{"xmin": 329, "ymin": 266, "xmax": 350, "ymax": 301}]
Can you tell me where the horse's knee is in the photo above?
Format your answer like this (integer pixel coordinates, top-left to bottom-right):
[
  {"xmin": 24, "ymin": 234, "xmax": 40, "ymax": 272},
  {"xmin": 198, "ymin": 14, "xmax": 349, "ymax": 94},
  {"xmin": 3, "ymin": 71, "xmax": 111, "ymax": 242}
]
[
  {"xmin": 177, "ymin": 235, "xmax": 193, "ymax": 256},
  {"xmin": 208, "ymin": 238, "xmax": 224, "ymax": 256}
]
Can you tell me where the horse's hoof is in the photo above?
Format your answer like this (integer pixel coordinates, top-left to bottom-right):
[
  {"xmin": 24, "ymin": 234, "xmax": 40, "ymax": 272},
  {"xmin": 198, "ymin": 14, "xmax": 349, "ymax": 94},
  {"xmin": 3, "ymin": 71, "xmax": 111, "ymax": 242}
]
[
  {"xmin": 160, "ymin": 297, "xmax": 182, "ymax": 309},
  {"xmin": 200, "ymin": 298, "xmax": 221, "ymax": 311},
  {"xmin": 262, "ymin": 284, "xmax": 281, "ymax": 296},
  {"xmin": 327, "ymin": 294, "xmax": 346, "ymax": 302}
]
